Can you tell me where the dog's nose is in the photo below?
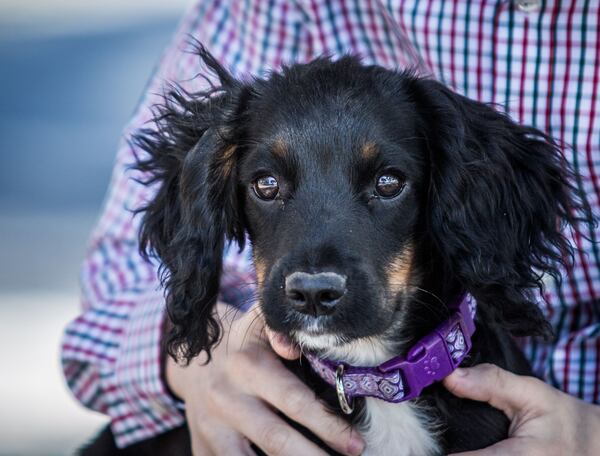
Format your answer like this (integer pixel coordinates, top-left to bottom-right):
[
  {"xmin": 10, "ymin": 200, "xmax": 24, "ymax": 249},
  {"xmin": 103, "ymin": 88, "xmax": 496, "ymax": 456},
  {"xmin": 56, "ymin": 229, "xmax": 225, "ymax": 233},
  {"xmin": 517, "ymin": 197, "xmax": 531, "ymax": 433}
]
[{"xmin": 285, "ymin": 272, "xmax": 347, "ymax": 316}]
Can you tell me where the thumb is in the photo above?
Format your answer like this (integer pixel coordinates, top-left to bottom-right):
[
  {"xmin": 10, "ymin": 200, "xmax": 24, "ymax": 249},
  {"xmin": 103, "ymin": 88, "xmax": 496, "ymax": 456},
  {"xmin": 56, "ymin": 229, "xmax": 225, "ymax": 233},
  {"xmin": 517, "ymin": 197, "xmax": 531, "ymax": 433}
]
[{"xmin": 443, "ymin": 364, "xmax": 545, "ymax": 420}]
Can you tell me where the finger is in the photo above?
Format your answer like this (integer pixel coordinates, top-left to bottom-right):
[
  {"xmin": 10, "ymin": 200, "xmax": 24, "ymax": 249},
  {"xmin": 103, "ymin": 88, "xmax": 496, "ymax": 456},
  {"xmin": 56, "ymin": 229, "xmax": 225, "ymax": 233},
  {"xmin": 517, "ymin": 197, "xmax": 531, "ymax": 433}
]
[
  {"xmin": 443, "ymin": 364, "xmax": 548, "ymax": 420},
  {"xmin": 196, "ymin": 423, "xmax": 251, "ymax": 456},
  {"xmin": 231, "ymin": 396, "xmax": 330, "ymax": 456},
  {"xmin": 189, "ymin": 431, "xmax": 213, "ymax": 456},
  {"xmin": 241, "ymin": 438, "xmax": 258, "ymax": 456},
  {"xmin": 265, "ymin": 327, "xmax": 301, "ymax": 360},
  {"xmin": 250, "ymin": 358, "xmax": 364, "ymax": 456}
]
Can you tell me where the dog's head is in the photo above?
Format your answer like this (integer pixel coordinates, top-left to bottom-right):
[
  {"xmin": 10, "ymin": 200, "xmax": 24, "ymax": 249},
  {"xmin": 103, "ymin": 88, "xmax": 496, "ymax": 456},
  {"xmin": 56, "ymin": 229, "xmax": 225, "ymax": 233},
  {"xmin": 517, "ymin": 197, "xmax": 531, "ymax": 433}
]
[{"xmin": 137, "ymin": 47, "xmax": 584, "ymax": 363}]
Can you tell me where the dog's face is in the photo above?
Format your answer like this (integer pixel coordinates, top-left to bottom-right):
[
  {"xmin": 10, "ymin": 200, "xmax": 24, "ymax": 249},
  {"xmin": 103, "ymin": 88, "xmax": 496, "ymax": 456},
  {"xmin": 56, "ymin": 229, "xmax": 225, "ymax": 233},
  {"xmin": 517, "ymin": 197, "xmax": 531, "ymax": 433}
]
[
  {"xmin": 238, "ymin": 72, "xmax": 426, "ymax": 352},
  {"xmin": 137, "ymin": 49, "xmax": 581, "ymax": 363}
]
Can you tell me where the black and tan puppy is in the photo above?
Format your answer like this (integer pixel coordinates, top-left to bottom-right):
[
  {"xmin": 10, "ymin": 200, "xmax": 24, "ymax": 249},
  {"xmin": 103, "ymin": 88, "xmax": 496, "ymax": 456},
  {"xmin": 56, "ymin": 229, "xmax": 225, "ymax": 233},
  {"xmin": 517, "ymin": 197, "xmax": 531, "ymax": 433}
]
[{"xmin": 84, "ymin": 47, "xmax": 586, "ymax": 455}]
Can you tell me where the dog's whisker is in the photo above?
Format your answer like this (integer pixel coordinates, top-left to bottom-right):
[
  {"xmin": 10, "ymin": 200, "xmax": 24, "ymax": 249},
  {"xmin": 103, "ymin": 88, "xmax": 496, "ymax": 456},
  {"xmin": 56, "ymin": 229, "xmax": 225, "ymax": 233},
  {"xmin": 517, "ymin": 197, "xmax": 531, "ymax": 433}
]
[
  {"xmin": 257, "ymin": 324, "xmax": 268, "ymax": 357},
  {"xmin": 227, "ymin": 281, "xmax": 260, "ymax": 290},
  {"xmin": 241, "ymin": 315, "xmax": 263, "ymax": 352},
  {"xmin": 298, "ymin": 338, "xmax": 308, "ymax": 358},
  {"xmin": 222, "ymin": 305, "xmax": 245, "ymax": 355},
  {"xmin": 412, "ymin": 286, "xmax": 445, "ymax": 307},
  {"xmin": 239, "ymin": 309, "xmax": 262, "ymax": 347},
  {"xmin": 387, "ymin": 282, "xmax": 447, "ymax": 308},
  {"xmin": 411, "ymin": 296, "xmax": 450, "ymax": 319}
]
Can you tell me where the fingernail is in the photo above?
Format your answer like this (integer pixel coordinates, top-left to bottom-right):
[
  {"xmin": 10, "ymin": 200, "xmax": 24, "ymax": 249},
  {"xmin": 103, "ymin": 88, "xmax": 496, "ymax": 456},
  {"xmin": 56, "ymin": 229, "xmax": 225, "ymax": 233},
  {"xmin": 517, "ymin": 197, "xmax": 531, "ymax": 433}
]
[
  {"xmin": 453, "ymin": 367, "xmax": 468, "ymax": 377},
  {"xmin": 348, "ymin": 433, "xmax": 365, "ymax": 456}
]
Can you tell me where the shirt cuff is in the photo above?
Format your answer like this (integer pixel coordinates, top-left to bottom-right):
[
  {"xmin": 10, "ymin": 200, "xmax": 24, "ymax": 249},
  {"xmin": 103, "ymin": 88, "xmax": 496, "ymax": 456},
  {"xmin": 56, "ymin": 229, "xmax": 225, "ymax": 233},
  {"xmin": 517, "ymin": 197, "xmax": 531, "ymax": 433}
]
[
  {"xmin": 62, "ymin": 292, "xmax": 185, "ymax": 448},
  {"xmin": 108, "ymin": 292, "xmax": 185, "ymax": 447}
]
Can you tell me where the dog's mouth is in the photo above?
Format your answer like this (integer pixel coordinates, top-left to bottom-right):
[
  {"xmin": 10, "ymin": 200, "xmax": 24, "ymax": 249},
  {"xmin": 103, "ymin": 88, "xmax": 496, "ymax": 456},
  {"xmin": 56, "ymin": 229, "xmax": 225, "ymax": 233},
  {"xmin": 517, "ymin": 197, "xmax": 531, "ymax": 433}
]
[
  {"xmin": 287, "ymin": 312, "xmax": 337, "ymax": 337},
  {"xmin": 280, "ymin": 308, "xmax": 369, "ymax": 353},
  {"xmin": 268, "ymin": 325, "xmax": 399, "ymax": 367},
  {"xmin": 265, "ymin": 311, "xmax": 351, "ymax": 352},
  {"xmin": 268, "ymin": 315, "xmax": 345, "ymax": 353},
  {"xmin": 291, "ymin": 329, "xmax": 347, "ymax": 352},
  {"xmin": 266, "ymin": 311, "xmax": 401, "ymax": 366}
]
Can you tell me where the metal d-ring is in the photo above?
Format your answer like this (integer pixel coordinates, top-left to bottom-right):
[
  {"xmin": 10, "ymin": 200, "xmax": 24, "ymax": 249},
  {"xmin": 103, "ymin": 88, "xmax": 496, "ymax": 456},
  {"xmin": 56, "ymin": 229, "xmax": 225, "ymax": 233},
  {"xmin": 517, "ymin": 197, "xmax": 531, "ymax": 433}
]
[{"xmin": 335, "ymin": 364, "xmax": 354, "ymax": 414}]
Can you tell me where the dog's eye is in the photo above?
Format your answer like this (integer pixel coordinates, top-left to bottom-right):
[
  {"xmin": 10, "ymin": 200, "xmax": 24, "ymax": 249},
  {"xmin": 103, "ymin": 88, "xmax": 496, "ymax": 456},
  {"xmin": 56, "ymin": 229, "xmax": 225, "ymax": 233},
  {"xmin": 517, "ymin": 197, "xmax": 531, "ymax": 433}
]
[
  {"xmin": 253, "ymin": 175, "xmax": 279, "ymax": 200},
  {"xmin": 375, "ymin": 173, "xmax": 405, "ymax": 198}
]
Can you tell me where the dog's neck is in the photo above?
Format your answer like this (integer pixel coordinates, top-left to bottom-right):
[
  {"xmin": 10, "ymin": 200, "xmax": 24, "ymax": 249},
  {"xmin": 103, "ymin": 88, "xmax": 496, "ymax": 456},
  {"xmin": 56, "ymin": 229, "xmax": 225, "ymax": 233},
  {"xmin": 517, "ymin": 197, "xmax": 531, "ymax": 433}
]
[{"xmin": 304, "ymin": 295, "xmax": 475, "ymax": 407}]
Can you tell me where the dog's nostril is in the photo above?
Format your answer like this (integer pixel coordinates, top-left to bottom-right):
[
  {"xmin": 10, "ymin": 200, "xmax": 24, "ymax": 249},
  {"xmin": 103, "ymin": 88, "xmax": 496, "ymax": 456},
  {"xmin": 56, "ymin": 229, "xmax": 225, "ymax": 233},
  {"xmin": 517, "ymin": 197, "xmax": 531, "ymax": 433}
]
[
  {"xmin": 287, "ymin": 290, "xmax": 306, "ymax": 302},
  {"xmin": 284, "ymin": 272, "xmax": 347, "ymax": 316},
  {"xmin": 319, "ymin": 290, "xmax": 343, "ymax": 303}
]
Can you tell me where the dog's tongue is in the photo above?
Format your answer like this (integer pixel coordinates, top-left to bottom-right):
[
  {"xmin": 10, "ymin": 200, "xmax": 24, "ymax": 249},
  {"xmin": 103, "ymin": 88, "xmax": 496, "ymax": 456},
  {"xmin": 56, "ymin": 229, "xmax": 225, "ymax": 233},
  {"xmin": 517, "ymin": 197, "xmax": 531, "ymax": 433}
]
[{"xmin": 265, "ymin": 328, "xmax": 301, "ymax": 360}]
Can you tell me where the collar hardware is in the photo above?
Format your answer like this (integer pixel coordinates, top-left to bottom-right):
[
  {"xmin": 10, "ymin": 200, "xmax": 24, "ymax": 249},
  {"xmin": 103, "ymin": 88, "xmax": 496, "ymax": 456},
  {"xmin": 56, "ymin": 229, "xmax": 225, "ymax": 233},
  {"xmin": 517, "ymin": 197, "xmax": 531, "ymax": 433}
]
[{"xmin": 335, "ymin": 364, "xmax": 355, "ymax": 414}]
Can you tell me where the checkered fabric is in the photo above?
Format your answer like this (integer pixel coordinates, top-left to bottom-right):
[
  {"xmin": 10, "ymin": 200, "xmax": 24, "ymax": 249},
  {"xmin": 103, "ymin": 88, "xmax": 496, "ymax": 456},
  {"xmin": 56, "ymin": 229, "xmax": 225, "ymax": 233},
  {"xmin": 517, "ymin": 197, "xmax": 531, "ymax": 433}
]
[{"xmin": 61, "ymin": 0, "xmax": 600, "ymax": 447}]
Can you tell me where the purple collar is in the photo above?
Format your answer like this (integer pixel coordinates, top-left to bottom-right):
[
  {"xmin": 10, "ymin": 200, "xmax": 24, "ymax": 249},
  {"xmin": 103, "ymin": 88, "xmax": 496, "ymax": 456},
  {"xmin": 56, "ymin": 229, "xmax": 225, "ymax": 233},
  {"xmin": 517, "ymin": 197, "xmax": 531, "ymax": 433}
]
[{"xmin": 305, "ymin": 294, "xmax": 476, "ymax": 413}]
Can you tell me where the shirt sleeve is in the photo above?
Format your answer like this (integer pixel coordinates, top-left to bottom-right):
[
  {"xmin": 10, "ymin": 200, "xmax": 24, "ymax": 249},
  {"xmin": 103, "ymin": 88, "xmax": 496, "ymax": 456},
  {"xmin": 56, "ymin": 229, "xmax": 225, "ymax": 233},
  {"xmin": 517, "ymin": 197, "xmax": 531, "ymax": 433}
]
[
  {"xmin": 60, "ymin": 0, "xmax": 312, "ymax": 447},
  {"xmin": 60, "ymin": 7, "xmax": 196, "ymax": 445},
  {"xmin": 522, "ymin": 284, "xmax": 600, "ymax": 404}
]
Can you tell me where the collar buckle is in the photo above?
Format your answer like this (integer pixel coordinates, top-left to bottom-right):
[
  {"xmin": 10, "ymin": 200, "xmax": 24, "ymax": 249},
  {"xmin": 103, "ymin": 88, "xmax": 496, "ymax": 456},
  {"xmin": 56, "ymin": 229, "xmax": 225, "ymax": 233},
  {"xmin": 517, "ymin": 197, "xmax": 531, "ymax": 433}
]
[{"xmin": 378, "ymin": 306, "xmax": 474, "ymax": 401}]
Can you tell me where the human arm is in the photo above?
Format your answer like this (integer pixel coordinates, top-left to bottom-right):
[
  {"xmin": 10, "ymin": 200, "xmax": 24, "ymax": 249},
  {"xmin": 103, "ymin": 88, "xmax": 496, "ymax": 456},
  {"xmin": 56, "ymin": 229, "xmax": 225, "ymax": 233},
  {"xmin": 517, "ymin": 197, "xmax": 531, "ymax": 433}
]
[{"xmin": 61, "ymin": 1, "xmax": 366, "ymax": 452}]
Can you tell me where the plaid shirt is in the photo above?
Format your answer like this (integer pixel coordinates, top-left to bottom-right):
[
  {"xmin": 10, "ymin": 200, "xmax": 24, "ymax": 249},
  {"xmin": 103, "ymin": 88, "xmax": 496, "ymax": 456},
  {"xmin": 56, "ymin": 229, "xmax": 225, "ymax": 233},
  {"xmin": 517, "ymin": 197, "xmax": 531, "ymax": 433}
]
[{"xmin": 61, "ymin": 0, "xmax": 600, "ymax": 448}]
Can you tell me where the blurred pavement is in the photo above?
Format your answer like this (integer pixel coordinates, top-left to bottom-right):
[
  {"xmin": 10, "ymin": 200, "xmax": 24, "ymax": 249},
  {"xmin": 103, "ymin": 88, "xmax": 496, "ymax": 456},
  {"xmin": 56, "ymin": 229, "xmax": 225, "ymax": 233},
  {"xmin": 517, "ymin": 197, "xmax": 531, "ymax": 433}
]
[{"xmin": 0, "ymin": 1, "xmax": 188, "ymax": 454}]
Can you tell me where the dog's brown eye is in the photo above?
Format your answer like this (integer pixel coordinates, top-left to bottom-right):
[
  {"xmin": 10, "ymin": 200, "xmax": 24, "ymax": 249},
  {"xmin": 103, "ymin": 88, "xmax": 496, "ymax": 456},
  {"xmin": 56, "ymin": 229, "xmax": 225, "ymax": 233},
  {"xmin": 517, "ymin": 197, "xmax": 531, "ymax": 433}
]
[
  {"xmin": 253, "ymin": 175, "xmax": 279, "ymax": 200},
  {"xmin": 375, "ymin": 173, "xmax": 405, "ymax": 198}
]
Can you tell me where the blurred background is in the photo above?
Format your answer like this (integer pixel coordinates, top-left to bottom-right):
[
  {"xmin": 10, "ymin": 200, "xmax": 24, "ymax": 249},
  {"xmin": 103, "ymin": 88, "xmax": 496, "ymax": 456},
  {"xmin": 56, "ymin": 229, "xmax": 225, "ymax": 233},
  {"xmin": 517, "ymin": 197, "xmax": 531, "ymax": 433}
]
[{"xmin": 0, "ymin": 1, "xmax": 189, "ymax": 454}]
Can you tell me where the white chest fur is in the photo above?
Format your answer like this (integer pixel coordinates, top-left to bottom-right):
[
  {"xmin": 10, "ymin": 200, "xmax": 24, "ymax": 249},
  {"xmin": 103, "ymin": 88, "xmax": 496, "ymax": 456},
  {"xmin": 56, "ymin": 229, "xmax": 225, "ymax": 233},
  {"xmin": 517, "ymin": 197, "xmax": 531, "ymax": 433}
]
[{"xmin": 360, "ymin": 399, "xmax": 440, "ymax": 456}]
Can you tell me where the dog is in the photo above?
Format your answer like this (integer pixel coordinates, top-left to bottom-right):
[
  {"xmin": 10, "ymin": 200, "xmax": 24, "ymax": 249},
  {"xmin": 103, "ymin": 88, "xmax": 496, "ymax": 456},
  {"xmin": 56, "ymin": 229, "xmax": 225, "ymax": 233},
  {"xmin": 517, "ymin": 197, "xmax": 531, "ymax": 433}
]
[{"xmin": 81, "ymin": 47, "xmax": 586, "ymax": 455}]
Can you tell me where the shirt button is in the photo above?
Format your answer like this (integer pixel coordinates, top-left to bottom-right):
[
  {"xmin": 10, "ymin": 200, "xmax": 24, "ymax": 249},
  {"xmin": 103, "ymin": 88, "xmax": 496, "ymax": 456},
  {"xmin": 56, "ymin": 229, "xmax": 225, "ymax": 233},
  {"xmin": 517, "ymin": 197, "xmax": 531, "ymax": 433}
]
[{"xmin": 516, "ymin": 0, "xmax": 541, "ymax": 12}]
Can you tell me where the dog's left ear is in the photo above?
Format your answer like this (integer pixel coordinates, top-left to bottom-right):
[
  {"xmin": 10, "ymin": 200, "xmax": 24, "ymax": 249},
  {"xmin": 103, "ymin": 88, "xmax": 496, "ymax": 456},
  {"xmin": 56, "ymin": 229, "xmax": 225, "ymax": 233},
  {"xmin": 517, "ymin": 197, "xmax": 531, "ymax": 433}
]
[
  {"xmin": 134, "ymin": 49, "xmax": 252, "ymax": 363},
  {"xmin": 409, "ymin": 78, "xmax": 589, "ymax": 337}
]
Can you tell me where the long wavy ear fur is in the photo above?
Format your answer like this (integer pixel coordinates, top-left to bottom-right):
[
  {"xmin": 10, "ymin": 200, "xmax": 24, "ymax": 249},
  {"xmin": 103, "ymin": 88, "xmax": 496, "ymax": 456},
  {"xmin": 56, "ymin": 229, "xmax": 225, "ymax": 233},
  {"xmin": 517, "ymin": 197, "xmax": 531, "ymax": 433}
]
[
  {"xmin": 409, "ymin": 78, "xmax": 591, "ymax": 338},
  {"xmin": 134, "ymin": 46, "xmax": 250, "ymax": 363}
]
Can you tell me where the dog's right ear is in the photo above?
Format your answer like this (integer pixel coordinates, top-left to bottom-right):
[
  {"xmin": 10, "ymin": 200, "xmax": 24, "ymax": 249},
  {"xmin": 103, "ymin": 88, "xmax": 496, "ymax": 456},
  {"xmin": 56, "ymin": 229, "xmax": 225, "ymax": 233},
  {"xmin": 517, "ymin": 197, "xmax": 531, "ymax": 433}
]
[
  {"xmin": 134, "ymin": 48, "xmax": 251, "ymax": 363},
  {"xmin": 407, "ymin": 76, "xmax": 591, "ymax": 338}
]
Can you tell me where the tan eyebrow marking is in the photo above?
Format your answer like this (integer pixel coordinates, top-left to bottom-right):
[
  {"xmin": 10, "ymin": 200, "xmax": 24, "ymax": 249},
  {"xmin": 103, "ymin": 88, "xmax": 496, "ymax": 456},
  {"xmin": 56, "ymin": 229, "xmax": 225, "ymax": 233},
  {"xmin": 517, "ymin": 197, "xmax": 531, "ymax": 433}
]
[
  {"xmin": 361, "ymin": 142, "xmax": 379, "ymax": 161},
  {"xmin": 272, "ymin": 138, "xmax": 288, "ymax": 158}
]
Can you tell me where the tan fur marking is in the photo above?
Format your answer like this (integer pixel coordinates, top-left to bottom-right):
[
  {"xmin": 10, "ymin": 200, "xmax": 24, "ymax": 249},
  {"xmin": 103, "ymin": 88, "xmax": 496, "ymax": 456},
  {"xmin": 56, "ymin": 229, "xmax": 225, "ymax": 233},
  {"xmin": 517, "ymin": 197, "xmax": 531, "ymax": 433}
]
[
  {"xmin": 387, "ymin": 245, "xmax": 414, "ymax": 295},
  {"xmin": 219, "ymin": 145, "xmax": 237, "ymax": 177},
  {"xmin": 272, "ymin": 138, "xmax": 288, "ymax": 158},
  {"xmin": 253, "ymin": 255, "xmax": 267, "ymax": 286},
  {"xmin": 361, "ymin": 142, "xmax": 379, "ymax": 161}
]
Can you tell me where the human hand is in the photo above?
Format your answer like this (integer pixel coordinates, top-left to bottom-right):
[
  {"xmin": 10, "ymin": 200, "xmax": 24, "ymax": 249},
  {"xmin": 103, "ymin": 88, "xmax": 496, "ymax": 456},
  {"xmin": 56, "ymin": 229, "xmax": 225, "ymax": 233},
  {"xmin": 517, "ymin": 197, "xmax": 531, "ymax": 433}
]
[
  {"xmin": 443, "ymin": 363, "xmax": 600, "ymax": 456},
  {"xmin": 166, "ymin": 302, "xmax": 365, "ymax": 456}
]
